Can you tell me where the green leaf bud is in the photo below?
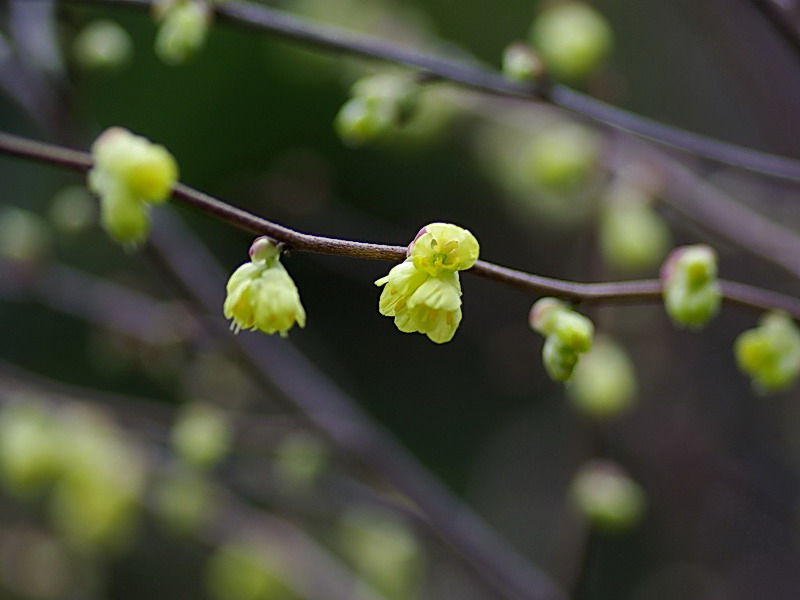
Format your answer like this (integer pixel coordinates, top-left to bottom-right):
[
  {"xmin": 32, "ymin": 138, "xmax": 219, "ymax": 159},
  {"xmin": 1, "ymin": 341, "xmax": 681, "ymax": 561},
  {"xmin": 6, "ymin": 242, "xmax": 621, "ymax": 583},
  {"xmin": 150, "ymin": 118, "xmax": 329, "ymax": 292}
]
[
  {"xmin": 0, "ymin": 208, "xmax": 50, "ymax": 264},
  {"xmin": 206, "ymin": 539, "xmax": 298, "ymax": 600},
  {"xmin": 568, "ymin": 336, "xmax": 637, "ymax": 419},
  {"xmin": 155, "ymin": 0, "xmax": 210, "ymax": 65},
  {"xmin": 72, "ymin": 19, "xmax": 133, "ymax": 71},
  {"xmin": 521, "ymin": 122, "xmax": 598, "ymax": 193},
  {"xmin": 171, "ymin": 402, "xmax": 232, "ymax": 469},
  {"xmin": 570, "ymin": 460, "xmax": 645, "ymax": 532},
  {"xmin": 661, "ymin": 244, "xmax": 721, "ymax": 329},
  {"xmin": 599, "ymin": 184, "xmax": 671, "ymax": 273},
  {"xmin": 530, "ymin": 1, "xmax": 613, "ymax": 82},
  {"xmin": 502, "ymin": 42, "xmax": 546, "ymax": 82},
  {"xmin": 0, "ymin": 398, "xmax": 60, "ymax": 496},
  {"xmin": 735, "ymin": 311, "xmax": 800, "ymax": 394}
]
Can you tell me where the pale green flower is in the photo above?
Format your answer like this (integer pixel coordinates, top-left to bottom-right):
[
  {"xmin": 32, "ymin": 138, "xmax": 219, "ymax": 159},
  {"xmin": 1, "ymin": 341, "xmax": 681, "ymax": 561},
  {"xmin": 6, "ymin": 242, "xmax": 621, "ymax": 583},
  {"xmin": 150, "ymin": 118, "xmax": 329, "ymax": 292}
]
[
  {"xmin": 90, "ymin": 127, "xmax": 178, "ymax": 203},
  {"xmin": 376, "ymin": 266, "xmax": 463, "ymax": 344},
  {"xmin": 409, "ymin": 223, "xmax": 480, "ymax": 276},
  {"xmin": 88, "ymin": 127, "xmax": 178, "ymax": 245},
  {"xmin": 224, "ymin": 240, "xmax": 306, "ymax": 337},
  {"xmin": 376, "ymin": 223, "xmax": 478, "ymax": 343}
]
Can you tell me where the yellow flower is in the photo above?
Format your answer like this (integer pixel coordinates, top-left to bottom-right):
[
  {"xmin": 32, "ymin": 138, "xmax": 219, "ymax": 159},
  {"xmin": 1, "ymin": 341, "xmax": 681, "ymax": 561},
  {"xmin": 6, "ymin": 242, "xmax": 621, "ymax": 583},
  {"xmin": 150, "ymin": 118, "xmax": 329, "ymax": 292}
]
[
  {"xmin": 88, "ymin": 127, "xmax": 178, "ymax": 245},
  {"xmin": 376, "ymin": 223, "xmax": 479, "ymax": 344},
  {"xmin": 376, "ymin": 263, "xmax": 463, "ymax": 344},
  {"xmin": 91, "ymin": 127, "xmax": 178, "ymax": 203},
  {"xmin": 409, "ymin": 223, "xmax": 480, "ymax": 276},
  {"xmin": 223, "ymin": 238, "xmax": 306, "ymax": 337}
]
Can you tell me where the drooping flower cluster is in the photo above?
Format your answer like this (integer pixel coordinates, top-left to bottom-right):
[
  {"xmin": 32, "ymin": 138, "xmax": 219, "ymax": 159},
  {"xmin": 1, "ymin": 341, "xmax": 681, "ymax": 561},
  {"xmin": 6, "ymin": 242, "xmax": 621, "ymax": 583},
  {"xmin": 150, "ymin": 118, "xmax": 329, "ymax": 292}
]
[
  {"xmin": 88, "ymin": 127, "xmax": 178, "ymax": 245},
  {"xmin": 529, "ymin": 297, "xmax": 594, "ymax": 382},
  {"xmin": 661, "ymin": 244, "xmax": 721, "ymax": 329},
  {"xmin": 223, "ymin": 237, "xmax": 306, "ymax": 337},
  {"xmin": 375, "ymin": 223, "xmax": 480, "ymax": 344}
]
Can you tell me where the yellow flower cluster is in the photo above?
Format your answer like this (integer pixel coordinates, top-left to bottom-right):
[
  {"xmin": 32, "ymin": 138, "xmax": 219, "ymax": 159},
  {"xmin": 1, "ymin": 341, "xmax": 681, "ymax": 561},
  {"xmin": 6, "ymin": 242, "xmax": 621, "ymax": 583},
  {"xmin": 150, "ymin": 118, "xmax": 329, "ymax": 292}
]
[
  {"xmin": 88, "ymin": 127, "xmax": 178, "ymax": 244},
  {"xmin": 376, "ymin": 223, "xmax": 479, "ymax": 344}
]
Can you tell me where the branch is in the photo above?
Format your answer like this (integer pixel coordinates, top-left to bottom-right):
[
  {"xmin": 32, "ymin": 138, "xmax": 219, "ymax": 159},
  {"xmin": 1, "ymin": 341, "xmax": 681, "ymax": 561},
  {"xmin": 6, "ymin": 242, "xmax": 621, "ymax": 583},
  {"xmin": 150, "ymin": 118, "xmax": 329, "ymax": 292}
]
[
  {"xmin": 747, "ymin": 0, "xmax": 800, "ymax": 57},
  {"xmin": 0, "ymin": 130, "xmax": 798, "ymax": 318},
  {"xmin": 92, "ymin": 0, "xmax": 800, "ymax": 182}
]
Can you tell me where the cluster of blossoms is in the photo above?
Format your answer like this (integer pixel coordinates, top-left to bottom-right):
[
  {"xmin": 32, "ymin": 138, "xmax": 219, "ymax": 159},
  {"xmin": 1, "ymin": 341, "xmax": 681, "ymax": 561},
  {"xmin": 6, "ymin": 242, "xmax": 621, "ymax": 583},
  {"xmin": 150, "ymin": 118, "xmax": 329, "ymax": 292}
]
[
  {"xmin": 375, "ymin": 223, "xmax": 480, "ymax": 344},
  {"xmin": 661, "ymin": 244, "xmax": 721, "ymax": 329},
  {"xmin": 224, "ymin": 237, "xmax": 306, "ymax": 337},
  {"xmin": 88, "ymin": 127, "xmax": 178, "ymax": 244},
  {"xmin": 529, "ymin": 297, "xmax": 594, "ymax": 382}
]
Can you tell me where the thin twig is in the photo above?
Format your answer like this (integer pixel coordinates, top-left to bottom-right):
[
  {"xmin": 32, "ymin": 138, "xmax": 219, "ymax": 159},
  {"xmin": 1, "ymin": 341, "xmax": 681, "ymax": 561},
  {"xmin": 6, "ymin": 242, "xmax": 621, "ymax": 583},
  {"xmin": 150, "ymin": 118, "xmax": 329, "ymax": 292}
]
[
  {"xmin": 88, "ymin": 0, "xmax": 800, "ymax": 181},
  {"xmin": 0, "ymin": 130, "xmax": 798, "ymax": 318}
]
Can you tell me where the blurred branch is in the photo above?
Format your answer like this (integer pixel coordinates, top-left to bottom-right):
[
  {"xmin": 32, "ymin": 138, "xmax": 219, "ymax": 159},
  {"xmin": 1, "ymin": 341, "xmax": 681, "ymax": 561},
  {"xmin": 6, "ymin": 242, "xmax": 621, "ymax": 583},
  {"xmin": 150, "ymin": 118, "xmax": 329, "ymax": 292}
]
[
  {"xmin": 0, "ymin": 130, "xmax": 799, "ymax": 318},
  {"xmin": 612, "ymin": 144, "xmax": 800, "ymax": 281},
  {"xmin": 748, "ymin": 0, "xmax": 800, "ymax": 56},
  {"xmin": 87, "ymin": 0, "xmax": 800, "ymax": 181}
]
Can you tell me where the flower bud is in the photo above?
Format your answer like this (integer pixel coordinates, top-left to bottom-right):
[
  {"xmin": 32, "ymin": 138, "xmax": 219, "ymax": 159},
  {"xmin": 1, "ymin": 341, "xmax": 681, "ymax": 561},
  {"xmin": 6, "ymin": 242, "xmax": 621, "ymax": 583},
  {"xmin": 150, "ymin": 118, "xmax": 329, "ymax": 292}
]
[
  {"xmin": 0, "ymin": 398, "xmax": 60, "ymax": 496},
  {"xmin": 661, "ymin": 245, "xmax": 721, "ymax": 329},
  {"xmin": 73, "ymin": 19, "xmax": 133, "ymax": 71},
  {"xmin": 568, "ymin": 336, "xmax": 637, "ymax": 418},
  {"xmin": 0, "ymin": 208, "xmax": 50, "ymax": 264},
  {"xmin": 502, "ymin": 42, "xmax": 546, "ymax": 82},
  {"xmin": 50, "ymin": 404, "xmax": 146, "ymax": 551},
  {"xmin": 154, "ymin": 466, "xmax": 213, "ymax": 534},
  {"xmin": 599, "ymin": 184, "xmax": 670, "ymax": 273},
  {"xmin": 530, "ymin": 298, "xmax": 594, "ymax": 382},
  {"xmin": 543, "ymin": 335, "xmax": 579, "ymax": 382},
  {"xmin": 155, "ymin": 0, "xmax": 210, "ymax": 65},
  {"xmin": 530, "ymin": 1, "xmax": 613, "ymax": 82},
  {"xmin": 570, "ymin": 460, "xmax": 645, "ymax": 532},
  {"xmin": 273, "ymin": 433, "xmax": 328, "ymax": 491},
  {"xmin": 172, "ymin": 402, "xmax": 232, "ymax": 469},
  {"xmin": 206, "ymin": 539, "xmax": 296, "ymax": 600},
  {"xmin": 335, "ymin": 74, "xmax": 420, "ymax": 147},
  {"xmin": 338, "ymin": 507, "xmax": 423, "ymax": 599},
  {"xmin": 735, "ymin": 311, "xmax": 800, "ymax": 394},
  {"xmin": 521, "ymin": 122, "xmax": 598, "ymax": 193},
  {"xmin": 335, "ymin": 97, "xmax": 395, "ymax": 147},
  {"xmin": 49, "ymin": 186, "xmax": 96, "ymax": 235}
]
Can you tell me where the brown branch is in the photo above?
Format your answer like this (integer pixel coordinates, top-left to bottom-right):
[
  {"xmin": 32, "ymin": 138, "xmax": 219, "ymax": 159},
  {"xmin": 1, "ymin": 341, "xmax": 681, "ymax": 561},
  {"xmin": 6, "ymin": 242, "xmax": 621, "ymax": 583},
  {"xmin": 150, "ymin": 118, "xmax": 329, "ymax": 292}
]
[{"xmin": 0, "ymin": 130, "xmax": 798, "ymax": 318}]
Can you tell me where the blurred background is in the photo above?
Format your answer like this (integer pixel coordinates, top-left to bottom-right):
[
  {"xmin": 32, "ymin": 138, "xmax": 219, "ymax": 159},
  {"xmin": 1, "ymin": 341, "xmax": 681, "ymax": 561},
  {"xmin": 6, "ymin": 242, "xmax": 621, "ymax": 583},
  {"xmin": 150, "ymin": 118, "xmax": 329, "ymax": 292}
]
[{"xmin": 1, "ymin": 0, "xmax": 800, "ymax": 598}]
